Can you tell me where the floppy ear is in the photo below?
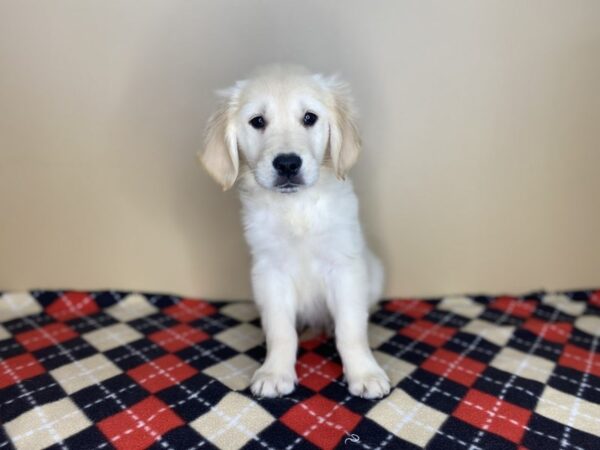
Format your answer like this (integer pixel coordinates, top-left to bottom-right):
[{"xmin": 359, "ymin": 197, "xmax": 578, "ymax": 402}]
[
  {"xmin": 198, "ymin": 88, "xmax": 240, "ymax": 190},
  {"xmin": 323, "ymin": 76, "xmax": 361, "ymax": 179}
]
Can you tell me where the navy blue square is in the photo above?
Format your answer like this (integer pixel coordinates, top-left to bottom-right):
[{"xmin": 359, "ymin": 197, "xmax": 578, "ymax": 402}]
[
  {"xmin": 378, "ymin": 334, "xmax": 433, "ymax": 366},
  {"xmin": 247, "ymin": 421, "xmax": 319, "ymax": 450},
  {"xmin": 432, "ymin": 416, "xmax": 517, "ymax": 450},
  {"xmin": 34, "ymin": 338, "xmax": 97, "ymax": 371},
  {"xmin": 479, "ymin": 308, "xmax": 523, "ymax": 326},
  {"xmin": 128, "ymin": 313, "xmax": 178, "ymax": 335},
  {"xmin": 319, "ymin": 381, "xmax": 379, "ymax": 416},
  {"xmin": 143, "ymin": 293, "xmax": 179, "ymax": 309},
  {"xmin": 368, "ymin": 307, "xmax": 390, "ymax": 325},
  {"xmin": 471, "ymin": 295, "xmax": 492, "ymax": 305},
  {"xmin": 585, "ymin": 302, "xmax": 600, "ymax": 316},
  {"xmin": 567, "ymin": 290, "xmax": 590, "ymax": 301},
  {"xmin": 66, "ymin": 312, "xmax": 117, "ymax": 335},
  {"xmin": 508, "ymin": 329, "xmax": 563, "ymax": 362},
  {"xmin": 568, "ymin": 329, "xmax": 597, "ymax": 352},
  {"xmin": 31, "ymin": 290, "xmax": 60, "ymax": 307},
  {"xmin": 399, "ymin": 368, "xmax": 467, "ymax": 414},
  {"xmin": 46, "ymin": 425, "xmax": 108, "ymax": 450},
  {"xmin": 0, "ymin": 373, "xmax": 66, "ymax": 423},
  {"xmin": 156, "ymin": 373, "xmax": 229, "ymax": 422},
  {"xmin": 548, "ymin": 365, "xmax": 600, "ymax": 404},
  {"xmin": 252, "ymin": 385, "xmax": 314, "ymax": 418},
  {"xmin": 4, "ymin": 314, "xmax": 55, "ymax": 335},
  {"xmin": 344, "ymin": 418, "xmax": 421, "ymax": 450},
  {"xmin": 71, "ymin": 374, "xmax": 148, "ymax": 422},
  {"xmin": 370, "ymin": 307, "xmax": 411, "ymax": 330},
  {"xmin": 523, "ymin": 413, "xmax": 600, "ymax": 450},
  {"xmin": 177, "ymin": 339, "xmax": 237, "ymax": 372},
  {"xmin": 523, "ymin": 292, "xmax": 543, "ymax": 301},
  {"xmin": 472, "ymin": 366, "xmax": 544, "ymax": 410},
  {"xmin": 532, "ymin": 304, "xmax": 574, "ymax": 322},
  {"xmin": 445, "ymin": 332, "xmax": 500, "ymax": 364},
  {"xmin": 104, "ymin": 338, "xmax": 166, "ymax": 371},
  {"xmin": 426, "ymin": 309, "xmax": 470, "ymax": 328},
  {"xmin": 0, "ymin": 425, "xmax": 10, "ymax": 450},
  {"xmin": 312, "ymin": 341, "xmax": 343, "ymax": 362},
  {"xmin": 244, "ymin": 344, "xmax": 266, "ymax": 363},
  {"xmin": 92, "ymin": 291, "xmax": 127, "ymax": 309},
  {"xmin": 148, "ymin": 425, "xmax": 215, "ymax": 450},
  {"xmin": 0, "ymin": 338, "xmax": 25, "ymax": 359},
  {"xmin": 190, "ymin": 313, "xmax": 239, "ymax": 335}
]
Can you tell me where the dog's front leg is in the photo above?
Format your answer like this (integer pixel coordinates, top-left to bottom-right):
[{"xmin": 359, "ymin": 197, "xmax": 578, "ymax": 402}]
[
  {"xmin": 327, "ymin": 266, "xmax": 391, "ymax": 399},
  {"xmin": 250, "ymin": 267, "xmax": 298, "ymax": 397}
]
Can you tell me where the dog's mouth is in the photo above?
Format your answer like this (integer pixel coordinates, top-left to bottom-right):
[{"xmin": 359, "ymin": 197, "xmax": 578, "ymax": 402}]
[
  {"xmin": 274, "ymin": 175, "xmax": 304, "ymax": 193},
  {"xmin": 275, "ymin": 182, "xmax": 302, "ymax": 194}
]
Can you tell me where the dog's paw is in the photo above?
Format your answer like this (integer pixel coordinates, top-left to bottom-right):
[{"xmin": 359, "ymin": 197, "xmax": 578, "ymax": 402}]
[
  {"xmin": 346, "ymin": 369, "xmax": 391, "ymax": 399},
  {"xmin": 250, "ymin": 369, "xmax": 296, "ymax": 398}
]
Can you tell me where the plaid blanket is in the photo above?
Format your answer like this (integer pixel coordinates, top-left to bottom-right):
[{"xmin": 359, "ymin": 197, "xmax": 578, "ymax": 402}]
[{"xmin": 1, "ymin": 290, "xmax": 599, "ymax": 450}]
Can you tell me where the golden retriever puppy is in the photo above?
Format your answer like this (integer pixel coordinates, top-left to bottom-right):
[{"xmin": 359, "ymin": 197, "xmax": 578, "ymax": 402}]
[{"xmin": 199, "ymin": 64, "xmax": 389, "ymax": 398}]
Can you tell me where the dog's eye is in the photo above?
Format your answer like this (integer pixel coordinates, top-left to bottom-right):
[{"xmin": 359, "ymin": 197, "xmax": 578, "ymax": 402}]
[
  {"xmin": 249, "ymin": 116, "xmax": 266, "ymax": 129},
  {"xmin": 303, "ymin": 112, "xmax": 318, "ymax": 127}
]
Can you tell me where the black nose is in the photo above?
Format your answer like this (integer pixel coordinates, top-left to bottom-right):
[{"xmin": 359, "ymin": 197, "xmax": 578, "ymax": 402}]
[{"xmin": 272, "ymin": 153, "xmax": 302, "ymax": 177}]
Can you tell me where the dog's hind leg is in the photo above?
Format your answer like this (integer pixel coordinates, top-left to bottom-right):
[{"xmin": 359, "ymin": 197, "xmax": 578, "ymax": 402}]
[{"xmin": 366, "ymin": 249, "xmax": 384, "ymax": 305}]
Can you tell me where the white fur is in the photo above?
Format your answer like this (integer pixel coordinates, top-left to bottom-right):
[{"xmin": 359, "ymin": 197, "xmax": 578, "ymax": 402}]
[{"xmin": 199, "ymin": 64, "xmax": 390, "ymax": 398}]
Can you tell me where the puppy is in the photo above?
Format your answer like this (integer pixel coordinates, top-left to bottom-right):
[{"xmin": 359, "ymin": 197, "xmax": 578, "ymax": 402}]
[{"xmin": 199, "ymin": 64, "xmax": 390, "ymax": 399}]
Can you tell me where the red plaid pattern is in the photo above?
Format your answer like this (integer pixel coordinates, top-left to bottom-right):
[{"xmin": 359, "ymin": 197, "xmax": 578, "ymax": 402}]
[
  {"xmin": 98, "ymin": 396, "xmax": 184, "ymax": 449},
  {"xmin": 421, "ymin": 348, "xmax": 487, "ymax": 386},
  {"xmin": 15, "ymin": 322, "xmax": 78, "ymax": 351},
  {"xmin": 0, "ymin": 353, "xmax": 45, "ymax": 388},
  {"xmin": 46, "ymin": 291, "xmax": 100, "ymax": 321},
  {"xmin": 281, "ymin": 394, "xmax": 361, "ymax": 450},
  {"xmin": 400, "ymin": 319, "xmax": 457, "ymax": 347},
  {"xmin": 1, "ymin": 289, "xmax": 599, "ymax": 450},
  {"xmin": 522, "ymin": 318, "xmax": 573, "ymax": 344},
  {"xmin": 127, "ymin": 354, "xmax": 198, "ymax": 393},
  {"xmin": 163, "ymin": 298, "xmax": 217, "ymax": 323},
  {"xmin": 296, "ymin": 351, "xmax": 343, "ymax": 391},
  {"xmin": 559, "ymin": 343, "xmax": 600, "ymax": 378},
  {"xmin": 385, "ymin": 298, "xmax": 434, "ymax": 318},
  {"xmin": 454, "ymin": 388, "xmax": 532, "ymax": 443},
  {"xmin": 489, "ymin": 296, "xmax": 537, "ymax": 318},
  {"xmin": 590, "ymin": 290, "xmax": 600, "ymax": 307},
  {"xmin": 149, "ymin": 324, "xmax": 210, "ymax": 352}
]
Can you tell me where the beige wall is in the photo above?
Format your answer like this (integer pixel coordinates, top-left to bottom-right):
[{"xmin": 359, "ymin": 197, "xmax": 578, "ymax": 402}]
[{"xmin": 1, "ymin": 1, "xmax": 599, "ymax": 300}]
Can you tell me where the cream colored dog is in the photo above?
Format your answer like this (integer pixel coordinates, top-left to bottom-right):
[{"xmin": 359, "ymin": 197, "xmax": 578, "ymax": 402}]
[{"xmin": 199, "ymin": 65, "xmax": 390, "ymax": 399}]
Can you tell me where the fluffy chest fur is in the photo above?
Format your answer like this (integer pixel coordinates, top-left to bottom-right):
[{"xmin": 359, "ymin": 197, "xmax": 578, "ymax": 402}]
[
  {"xmin": 240, "ymin": 172, "xmax": 362, "ymax": 260},
  {"xmin": 239, "ymin": 171, "xmax": 365, "ymax": 327}
]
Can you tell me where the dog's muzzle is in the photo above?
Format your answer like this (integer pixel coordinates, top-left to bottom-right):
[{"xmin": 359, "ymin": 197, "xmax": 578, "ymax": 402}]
[{"xmin": 272, "ymin": 153, "xmax": 304, "ymax": 192}]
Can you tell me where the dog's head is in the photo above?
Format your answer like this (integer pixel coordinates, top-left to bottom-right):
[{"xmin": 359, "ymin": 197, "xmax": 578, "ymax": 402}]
[{"xmin": 199, "ymin": 65, "xmax": 361, "ymax": 193}]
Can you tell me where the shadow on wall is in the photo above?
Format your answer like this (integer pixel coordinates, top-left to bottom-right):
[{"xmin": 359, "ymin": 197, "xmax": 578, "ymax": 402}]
[{"xmin": 114, "ymin": 1, "xmax": 385, "ymax": 297}]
